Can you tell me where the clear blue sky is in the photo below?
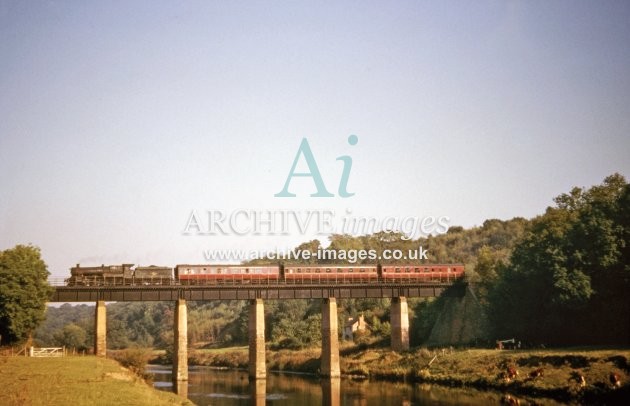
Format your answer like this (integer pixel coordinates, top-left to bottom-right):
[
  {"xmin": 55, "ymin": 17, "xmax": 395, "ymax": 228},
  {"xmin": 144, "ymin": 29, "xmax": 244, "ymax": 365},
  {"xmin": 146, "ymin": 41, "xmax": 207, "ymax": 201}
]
[{"xmin": 1, "ymin": 1, "xmax": 629, "ymax": 277}]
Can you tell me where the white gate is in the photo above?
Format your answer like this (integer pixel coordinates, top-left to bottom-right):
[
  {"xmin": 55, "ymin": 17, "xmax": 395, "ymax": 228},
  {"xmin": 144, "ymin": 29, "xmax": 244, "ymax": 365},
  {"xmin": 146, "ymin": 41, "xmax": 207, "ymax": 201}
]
[{"xmin": 29, "ymin": 347, "xmax": 65, "ymax": 357}]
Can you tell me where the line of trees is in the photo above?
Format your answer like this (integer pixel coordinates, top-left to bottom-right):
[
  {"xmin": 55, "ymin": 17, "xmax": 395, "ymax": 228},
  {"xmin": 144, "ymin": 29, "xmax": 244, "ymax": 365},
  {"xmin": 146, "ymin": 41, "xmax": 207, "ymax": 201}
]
[{"xmin": 6, "ymin": 174, "xmax": 629, "ymax": 349}]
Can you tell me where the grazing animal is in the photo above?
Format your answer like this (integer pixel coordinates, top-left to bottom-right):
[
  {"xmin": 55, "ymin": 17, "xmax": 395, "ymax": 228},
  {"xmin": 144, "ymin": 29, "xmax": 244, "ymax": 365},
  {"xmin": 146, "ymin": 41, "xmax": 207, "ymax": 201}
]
[
  {"xmin": 569, "ymin": 371, "xmax": 586, "ymax": 389},
  {"xmin": 579, "ymin": 374, "xmax": 586, "ymax": 388},
  {"xmin": 498, "ymin": 371, "xmax": 511, "ymax": 383},
  {"xmin": 609, "ymin": 372, "xmax": 621, "ymax": 388},
  {"xmin": 529, "ymin": 368, "xmax": 544, "ymax": 379},
  {"xmin": 500, "ymin": 394, "xmax": 520, "ymax": 405},
  {"xmin": 507, "ymin": 366, "xmax": 519, "ymax": 380}
]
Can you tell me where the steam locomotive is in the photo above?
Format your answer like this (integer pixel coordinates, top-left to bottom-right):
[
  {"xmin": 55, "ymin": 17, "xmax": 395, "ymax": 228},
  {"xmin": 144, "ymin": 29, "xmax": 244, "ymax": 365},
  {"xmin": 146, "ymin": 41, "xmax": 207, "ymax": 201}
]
[
  {"xmin": 65, "ymin": 263, "xmax": 464, "ymax": 286},
  {"xmin": 66, "ymin": 264, "xmax": 173, "ymax": 286}
]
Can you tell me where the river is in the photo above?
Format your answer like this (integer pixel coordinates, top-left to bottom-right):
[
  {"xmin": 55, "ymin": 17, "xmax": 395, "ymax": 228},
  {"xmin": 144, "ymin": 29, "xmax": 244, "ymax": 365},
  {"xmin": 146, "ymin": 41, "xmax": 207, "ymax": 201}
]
[{"xmin": 147, "ymin": 365, "xmax": 565, "ymax": 405}]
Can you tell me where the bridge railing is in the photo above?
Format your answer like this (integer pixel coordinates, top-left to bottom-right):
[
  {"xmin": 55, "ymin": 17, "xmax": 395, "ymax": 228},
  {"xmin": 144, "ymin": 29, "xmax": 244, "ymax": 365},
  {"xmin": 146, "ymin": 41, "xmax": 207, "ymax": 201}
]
[
  {"xmin": 50, "ymin": 273, "xmax": 462, "ymax": 287},
  {"xmin": 49, "ymin": 278, "xmax": 68, "ymax": 286}
]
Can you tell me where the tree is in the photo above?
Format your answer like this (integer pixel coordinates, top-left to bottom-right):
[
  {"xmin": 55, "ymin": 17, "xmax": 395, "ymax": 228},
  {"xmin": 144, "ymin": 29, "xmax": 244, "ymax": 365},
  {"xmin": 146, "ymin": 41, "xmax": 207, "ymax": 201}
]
[
  {"xmin": 54, "ymin": 323, "xmax": 88, "ymax": 350},
  {"xmin": 0, "ymin": 245, "xmax": 53, "ymax": 344},
  {"xmin": 489, "ymin": 174, "xmax": 629, "ymax": 345}
]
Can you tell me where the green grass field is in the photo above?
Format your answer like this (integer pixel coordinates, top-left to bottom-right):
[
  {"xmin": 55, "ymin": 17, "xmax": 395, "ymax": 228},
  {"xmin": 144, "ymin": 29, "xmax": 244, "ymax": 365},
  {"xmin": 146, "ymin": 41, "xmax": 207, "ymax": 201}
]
[{"xmin": 0, "ymin": 356, "xmax": 192, "ymax": 406}]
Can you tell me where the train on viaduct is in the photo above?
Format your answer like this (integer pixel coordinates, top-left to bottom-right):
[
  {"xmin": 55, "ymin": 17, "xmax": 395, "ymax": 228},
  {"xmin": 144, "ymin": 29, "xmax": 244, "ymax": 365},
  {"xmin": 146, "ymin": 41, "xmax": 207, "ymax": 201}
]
[{"xmin": 52, "ymin": 262, "xmax": 466, "ymax": 392}]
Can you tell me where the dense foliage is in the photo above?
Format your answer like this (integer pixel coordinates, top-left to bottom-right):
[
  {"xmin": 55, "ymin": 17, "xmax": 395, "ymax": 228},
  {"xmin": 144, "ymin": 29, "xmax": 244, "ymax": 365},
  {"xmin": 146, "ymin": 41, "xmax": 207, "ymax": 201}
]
[
  {"xmin": 489, "ymin": 174, "xmax": 629, "ymax": 345},
  {"xmin": 0, "ymin": 245, "xmax": 53, "ymax": 345}
]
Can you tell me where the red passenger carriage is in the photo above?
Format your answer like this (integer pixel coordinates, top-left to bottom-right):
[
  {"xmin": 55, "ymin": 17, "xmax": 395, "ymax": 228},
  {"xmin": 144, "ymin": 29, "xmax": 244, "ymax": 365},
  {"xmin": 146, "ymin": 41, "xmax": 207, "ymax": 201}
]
[
  {"xmin": 283, "ymin": 265, "xmax": 378, "ymax": 284},
  {"xmin": 174, "ymin": 264, "xmax": 280, "ymax": 284},
  {"xmin": 381, "ymin": 264, "xmax": 464, "ymax": 283}
]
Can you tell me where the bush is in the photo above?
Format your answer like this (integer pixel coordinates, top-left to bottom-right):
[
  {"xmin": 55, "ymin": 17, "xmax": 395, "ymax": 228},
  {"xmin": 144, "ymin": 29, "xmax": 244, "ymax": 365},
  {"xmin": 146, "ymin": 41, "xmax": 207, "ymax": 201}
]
[
  {"xmin": 110, "ymin": 348, "xmax": 153, "ymax": 380},
  {"xmin": 353, "ymin": 330, "xmax": 372, "ymax": 346},
  {"xmin": 418, "ymin": 347, "xmax": 433, "ymax": 359},
  {"xmin": 271, "ymin": 337, "xmax": 304, "ymax": 350}
]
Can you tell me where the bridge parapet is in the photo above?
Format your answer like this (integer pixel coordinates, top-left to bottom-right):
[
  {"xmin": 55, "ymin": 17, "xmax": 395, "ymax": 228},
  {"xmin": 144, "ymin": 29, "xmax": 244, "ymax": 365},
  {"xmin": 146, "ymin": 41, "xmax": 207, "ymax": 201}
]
[{"xmin": 51, "ymin": 282, "xmax": 465, "ymax": 302}]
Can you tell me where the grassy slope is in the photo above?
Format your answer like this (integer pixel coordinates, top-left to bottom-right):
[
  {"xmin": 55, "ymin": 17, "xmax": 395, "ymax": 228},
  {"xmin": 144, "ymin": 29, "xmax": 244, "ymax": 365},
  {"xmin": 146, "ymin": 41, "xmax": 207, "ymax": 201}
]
[
  {"xmin": 0, "ymin": 356, "xmax": 192, "ymax": 406},
  {"xmin": 345, "ymin": 348, "xmax": 629, "ymax": 397}
]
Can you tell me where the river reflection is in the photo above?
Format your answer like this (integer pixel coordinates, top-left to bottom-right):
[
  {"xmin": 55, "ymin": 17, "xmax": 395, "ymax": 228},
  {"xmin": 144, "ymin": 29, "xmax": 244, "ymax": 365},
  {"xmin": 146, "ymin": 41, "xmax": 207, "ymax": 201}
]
[
  {"xmin": 173, "ymin": 378, "xmax": 188, "ymax": 399},
  {"xmin": 147, "ymin": 365, "xmax": 563, "ymax": 405},
  {"xmin": 250, "ymin": 379, "xmax": 266, "ymax": 406},
  {"xmin": 321, "ymin": 378, "xmax": 340, "ymax": 406}
]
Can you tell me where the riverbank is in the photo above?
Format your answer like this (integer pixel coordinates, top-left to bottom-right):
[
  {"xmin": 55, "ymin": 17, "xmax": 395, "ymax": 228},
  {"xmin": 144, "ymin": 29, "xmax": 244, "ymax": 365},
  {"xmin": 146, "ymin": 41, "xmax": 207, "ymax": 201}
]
[
  {"xmin": 173, "ymin": 345, "xmax": 629, "ymax": 404},
  {"xmin": 0, "ymin": 356, "xmax": 192, "ymax": 406}
]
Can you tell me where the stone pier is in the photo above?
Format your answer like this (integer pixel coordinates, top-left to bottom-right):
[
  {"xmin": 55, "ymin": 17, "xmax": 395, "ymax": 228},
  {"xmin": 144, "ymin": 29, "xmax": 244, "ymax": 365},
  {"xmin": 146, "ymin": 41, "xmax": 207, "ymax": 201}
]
[
  {"xmin": 248, "ymin": 299, "xmax": 266, "ymax": 379},
  {"xmin": 321, "ymin": 298, "xmax": 340, "ymax": 377},
  {"xmin": 391, "ymin": 297, "xmax": 410, "ymax": 351},
  {"xmin": 94, "ymin": 300, "xmax": 106, "ymax": 357},
  {"xmin": 173, "ymin": 299, "xmax": 188, "ymax": 382}
]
